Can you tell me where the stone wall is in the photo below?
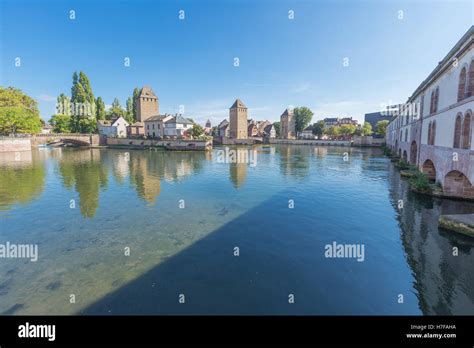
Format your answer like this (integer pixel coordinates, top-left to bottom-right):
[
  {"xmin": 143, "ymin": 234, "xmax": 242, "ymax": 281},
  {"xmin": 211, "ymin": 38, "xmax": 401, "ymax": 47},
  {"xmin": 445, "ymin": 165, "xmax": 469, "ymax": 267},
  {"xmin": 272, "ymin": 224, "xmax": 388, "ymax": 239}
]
[
  {"xmin": 0, "ymin": 138, "xmax": 31, "ymax": 152},
  {"xmin": 269, "ymin": 138, "xmax": 351, "ymax": 146},
  {"xmin": 106, "ymin": 137, "xmax": 212, "ymax": 150}
]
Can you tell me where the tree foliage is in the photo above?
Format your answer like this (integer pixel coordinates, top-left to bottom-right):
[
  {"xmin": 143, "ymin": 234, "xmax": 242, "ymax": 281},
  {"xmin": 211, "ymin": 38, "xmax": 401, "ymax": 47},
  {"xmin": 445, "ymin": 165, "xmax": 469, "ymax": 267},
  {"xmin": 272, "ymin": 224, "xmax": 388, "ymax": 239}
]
[
  {"xmin": 293, "ymin": 107, "xmax": 314, "ymax": 134},
  {"xmin": 0, "ymin": 87, "xmax": 42, "ymax": 135},
  {"xmin": 49, "ymin": 114, "xmax": 72, "ymax": 133},
  {"xmin": 311, "ymin": 120, "xmax": 325, "ymax": 137},
  {"xmin": 191, "ymin": 124, "xmax": 204, "ymax": 138},
  {"xmin": 70, "ymin": 71, "xmax": 96, "ymax": 133},
  {"xmin": 376, "ymin": 120, "xmax": 389, "ymax": 136},
  {"xmin": 273, "ymin": 121, "xmax": 280, "ymax": 137},
  {"xmin": 132, "ymin": 87, "xmax": 141, "ymax": 121},
  {"xmin": 95, "ymin": 97, "xmax": 106, "ymax": 121}
]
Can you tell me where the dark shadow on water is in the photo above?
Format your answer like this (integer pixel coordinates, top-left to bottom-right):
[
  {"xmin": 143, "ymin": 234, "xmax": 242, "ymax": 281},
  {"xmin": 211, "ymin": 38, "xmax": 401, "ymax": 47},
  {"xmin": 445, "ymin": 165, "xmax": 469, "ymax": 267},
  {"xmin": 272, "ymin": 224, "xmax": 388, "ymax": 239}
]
[{"xmin": 80, "ymin": 192, "xmax": 325, "ymax": 315}]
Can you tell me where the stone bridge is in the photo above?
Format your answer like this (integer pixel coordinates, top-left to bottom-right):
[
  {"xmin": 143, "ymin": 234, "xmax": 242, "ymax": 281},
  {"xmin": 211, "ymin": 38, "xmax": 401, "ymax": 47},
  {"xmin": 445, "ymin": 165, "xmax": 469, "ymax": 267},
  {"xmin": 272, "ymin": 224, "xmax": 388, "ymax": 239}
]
[{"xmin": 31, "ymin": 134, "xmax": 100, "ymax": 147}]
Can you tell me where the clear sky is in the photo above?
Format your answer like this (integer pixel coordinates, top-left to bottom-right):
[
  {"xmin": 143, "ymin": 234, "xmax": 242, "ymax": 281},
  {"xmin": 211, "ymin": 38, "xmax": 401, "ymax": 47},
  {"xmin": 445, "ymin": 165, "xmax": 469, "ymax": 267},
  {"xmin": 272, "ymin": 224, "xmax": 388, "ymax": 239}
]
[{"xmin": 0, "ymin": 0, "xmax": 472, "ymax": 125}]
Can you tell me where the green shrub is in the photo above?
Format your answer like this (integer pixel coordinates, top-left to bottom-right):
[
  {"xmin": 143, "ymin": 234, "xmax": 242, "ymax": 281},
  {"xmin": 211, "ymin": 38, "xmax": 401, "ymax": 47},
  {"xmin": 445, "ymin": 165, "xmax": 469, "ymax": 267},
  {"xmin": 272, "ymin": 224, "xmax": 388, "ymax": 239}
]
[
  {"xmin": 397, "ymin": 160, "xmax": 410, "ymax": 169},
  {"xmin": 409, "ymin": 172, "xmax": 431, "ymax": 192}
]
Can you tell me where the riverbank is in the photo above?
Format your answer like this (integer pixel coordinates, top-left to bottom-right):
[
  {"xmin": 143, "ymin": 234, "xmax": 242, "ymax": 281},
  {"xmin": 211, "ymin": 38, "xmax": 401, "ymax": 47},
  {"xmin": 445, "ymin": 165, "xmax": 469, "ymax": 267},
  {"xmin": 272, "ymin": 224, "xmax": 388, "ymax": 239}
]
[{"xmin": 106, "ymin": 137, "xmax": 212, "ymax": 151}]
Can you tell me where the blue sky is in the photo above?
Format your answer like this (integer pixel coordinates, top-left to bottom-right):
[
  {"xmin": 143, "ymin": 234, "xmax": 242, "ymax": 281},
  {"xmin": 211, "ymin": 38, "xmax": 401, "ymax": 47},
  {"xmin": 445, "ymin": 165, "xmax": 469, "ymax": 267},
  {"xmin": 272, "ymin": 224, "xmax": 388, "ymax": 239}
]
[{"xmin": 0, "ymin": 0, "xmax": 472, "ymax": 125}]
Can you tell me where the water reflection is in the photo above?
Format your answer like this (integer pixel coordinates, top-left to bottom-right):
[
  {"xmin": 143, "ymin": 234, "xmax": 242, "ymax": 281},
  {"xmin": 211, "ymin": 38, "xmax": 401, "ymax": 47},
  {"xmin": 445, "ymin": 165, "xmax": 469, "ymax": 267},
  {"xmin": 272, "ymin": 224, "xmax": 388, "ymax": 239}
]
[
  {"xmin": 277, "ymin": 145, "xmax": 310, "ymax": 180},
  {"xmin": 388, "ymin": 164, "xmax": 474, "ymax": 315},
  {"xmin": 0, "ymin": 151, "xmax": 46, "ymax": 211},
  {"xmin": 56, "ymin": 149, "xmax": 108, "ymax": 218}
]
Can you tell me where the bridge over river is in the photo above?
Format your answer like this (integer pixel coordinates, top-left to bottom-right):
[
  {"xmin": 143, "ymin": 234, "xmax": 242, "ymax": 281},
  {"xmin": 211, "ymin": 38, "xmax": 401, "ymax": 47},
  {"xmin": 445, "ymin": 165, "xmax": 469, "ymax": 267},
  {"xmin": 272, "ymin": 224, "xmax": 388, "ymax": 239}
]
[{"xmin": 0, "ymin": 134, "xmax": 101, "ymax": 152}]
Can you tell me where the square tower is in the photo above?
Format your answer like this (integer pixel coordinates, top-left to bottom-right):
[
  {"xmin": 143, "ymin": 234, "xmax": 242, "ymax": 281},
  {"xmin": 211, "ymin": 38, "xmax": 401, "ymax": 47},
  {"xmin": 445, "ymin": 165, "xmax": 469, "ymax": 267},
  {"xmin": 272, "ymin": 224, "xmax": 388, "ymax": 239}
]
[
  {"xmin": 229, "ymin": 99, "xmax": 248, "ymax": 139},
  {"xmin": 137, "ymin": 86, "xmax": 159, "ymax": 122},
  {"xmin": 280, "ymin": 108, "xmax": 295, "ymax": 139}
]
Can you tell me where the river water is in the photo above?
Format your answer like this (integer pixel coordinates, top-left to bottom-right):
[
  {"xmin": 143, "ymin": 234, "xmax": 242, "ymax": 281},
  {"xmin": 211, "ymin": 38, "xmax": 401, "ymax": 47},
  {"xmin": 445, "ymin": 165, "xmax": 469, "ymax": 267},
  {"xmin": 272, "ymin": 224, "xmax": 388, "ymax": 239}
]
[{"xmin": 0, "ymin": 145, "xmax": 473, "ymax": 315}]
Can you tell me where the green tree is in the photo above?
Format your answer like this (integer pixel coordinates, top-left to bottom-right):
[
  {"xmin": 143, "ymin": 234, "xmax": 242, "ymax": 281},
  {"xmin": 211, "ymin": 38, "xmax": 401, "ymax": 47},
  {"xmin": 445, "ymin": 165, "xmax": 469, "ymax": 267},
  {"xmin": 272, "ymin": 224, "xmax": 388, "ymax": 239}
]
[
  {"xmin": 376, "ymin": 120, "xmax": 389, "ymax": 136},
  {"xmin": 70, "ymin": 71, "xmax": 96, "ymax": 133},
  {"xmin": 107, "ymin": 97, "xmax": 126, "ymax": 119},
  {"xmin": 56, "ymin": 93, "xmax": 71, "ymax": 115},
  {"xmin": 132, "ymin": 87, "xmax": 141, "ymax": 121},
  {"xmin": 49, "ymin": 114, "xmax": 72, "ymax": 133},
  {"xmin": 273, "ymin": 121, "xmax": 281, "ymax": 137},
  {"xmin": 339, "ymin": 124, "xmax": 357, "ymax": 138},
  {"xmin": 95, "ymin": 97, "xmax": 106, "ymax": 120},
  {"xmin": 125, "ymin": 97, "xmax": 134, "ymax": 123},
  {"xmin": 191, "ymin": 124, "xmax": 204, "ymax": 138},
  {"xmin": 311, "ymin": 120, "xmax": 325, "ymax": 138},
  {"xmin": 359, "ymin": 122, "xmax": 373, "ymax": 136},
  {"xmin": 294, "ymin": 107, "xmax": 314, "ymax": 135},
  {"xmin": 324, "ymin": 125, "xmax": 341, "ymax": 139},
  {"xmin": 0, "ymin": 87, "xmax": 42, "ymax": 135}
]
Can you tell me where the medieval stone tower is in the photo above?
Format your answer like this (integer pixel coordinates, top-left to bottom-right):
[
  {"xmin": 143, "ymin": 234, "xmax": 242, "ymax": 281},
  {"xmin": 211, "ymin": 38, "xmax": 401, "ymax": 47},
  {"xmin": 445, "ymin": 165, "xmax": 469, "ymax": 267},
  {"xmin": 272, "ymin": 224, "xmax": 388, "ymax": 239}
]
[
  {"xmin": 229, "ymin": 99, "xmax": 248, "ymax": 139},
  {"xmin": 137, "ymin": 86, "xmax": 159, "ymax": 122},
  {"xmin": 280, "ymin": 108, "xmax": 295, "ymax": 139}
]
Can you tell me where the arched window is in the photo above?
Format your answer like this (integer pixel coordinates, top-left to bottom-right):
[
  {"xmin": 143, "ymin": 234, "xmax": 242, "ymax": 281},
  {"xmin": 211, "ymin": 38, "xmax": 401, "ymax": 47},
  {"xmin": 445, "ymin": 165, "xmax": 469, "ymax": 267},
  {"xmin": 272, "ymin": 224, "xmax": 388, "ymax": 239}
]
[
  {"xmin": 430, "ymin": 90, "xmax": 435, "ymax": 114},
  {"xmin": 404, "ymin": 129, "xmax": 408, "ymax": 142},
  {"xmin": 458, "ymin": 67, "xmax": 467, "ymax": 101},
  {"xmin": 454, "ymin": 114, "xmax": 462, "ymax": 148},
  {"xmin": 462, "ymin": 112, "xmax": 471, "ymax": 149},
  {"xmin": 468, "ymin": 61, "xmax": 474, "ymax": 98},
  {"xmin": 431, "ymin": 121, "xmax": 436, "ymax": 146},
  {"xmin": 434, "ymin": 87, "xmax": 439, "ymax": 113},
  {"xmin": 427, "ymin": 121, "xmax": 432, "ymax": 145}
]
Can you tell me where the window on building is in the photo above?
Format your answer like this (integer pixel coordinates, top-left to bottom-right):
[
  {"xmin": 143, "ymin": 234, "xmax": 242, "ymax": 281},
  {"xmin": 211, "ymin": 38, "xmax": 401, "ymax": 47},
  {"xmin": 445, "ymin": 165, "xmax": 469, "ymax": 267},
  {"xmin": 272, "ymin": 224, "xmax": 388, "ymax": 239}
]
[
  {"xmin": 454, "ymin": 114, "xmax": 462, "ymax": 148},
  {"xmin": 468, "ymin": 61, "xmax": 474, "ymax": 98},
  {"xmin": 427, "ymin": 122, "xmax": 432, "ymax": 145},
  {"xmin": 147, "ymin": 125, "xmax": 149, "ymax": 130},
  {"xmin": 404, "ymin": 129, "xmax": 408, "ymax": 142},
  {"xmin": 152, "ymin": 124, "xmax": 155, "ymax": 129},
  {"xmin": 462, "ymin": 112, "xmax": 471, "ymax": 149},
  {"xmin": 458, "ymin": 67, "xmax": 467, "ymax": 101},
  {"xmin": 430, "ymin": 121, "xmax": 436, "ymax": 146},
  {"xmin": 430, "ymin": 87, "xmax": 440, "ymax": 114}
]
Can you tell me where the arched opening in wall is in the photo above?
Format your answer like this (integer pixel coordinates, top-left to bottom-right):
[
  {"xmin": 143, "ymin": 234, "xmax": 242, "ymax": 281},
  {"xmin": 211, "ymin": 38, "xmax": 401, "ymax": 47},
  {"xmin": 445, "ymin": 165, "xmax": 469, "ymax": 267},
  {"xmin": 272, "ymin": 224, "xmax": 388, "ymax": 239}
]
[
  {"xmin": 468, "ymin": 61, "xmax": 474, "ymax": 97},
  {"xmin": 410, "ymin": 141, "xmax": 417, "ymax": 164},
  {"xmin": 444, "ymin": 170, "xmax": 473, "ymax": 197},
  {"xmin": 422, "ymin": 159, "xmax": 436, "ymax": 182},
  {"xmin": 462, "ymin": 112, "xmax": 471, "ymax": 149},
  {"xmin": 454, "ymin": 114, "xmax": 462, "ymax": 148},
  {"xmin": 458, "ymin": 67, "xmax": 467, "ymax": 101},
  {"xmin": 402, "ymin": 150, "xmax": 407, "ymax": 162},
  {"xmin": 398, "ymin": 148, "xmax": 401, "ymax": 158}
]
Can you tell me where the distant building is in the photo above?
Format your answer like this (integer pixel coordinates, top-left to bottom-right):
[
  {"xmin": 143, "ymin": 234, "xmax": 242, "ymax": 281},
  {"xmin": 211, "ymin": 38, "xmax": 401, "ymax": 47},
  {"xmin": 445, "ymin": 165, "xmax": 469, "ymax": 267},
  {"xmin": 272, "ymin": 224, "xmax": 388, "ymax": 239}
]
[
  {"xmin": 204, "ymin": 119, "xmax": 212, "ymax": 135},
  {"xmin": 217, "ymin": 119, "xmax": 229, "ymax": 137},
  {"xmin": 280, "ymin": 108, "xmax": 295, "ymax": 139},
  {"xmin": 256, "ymin": 120, "xmax": 271, "ymax": 136},
  {"xmin": 339, "ymin": 117, "xmax": 358, "ymax": 126},
  {"xmin": 300, "ymin": 127, "xmax": 315, "ymax": 139},
  {"xmin": 163, "ymin": 115, "xmax": 194, "ymax": 137},
  {"xmin": 41, "ymin": 124, "xmax": 53, "ymax": 134},
  {"xmin": 144, "ymin": 115, "xmax": 173, "ymax": 138},
  {"xmin": 229, "ymin": 99, "xmax": 248, "ymax": 139},
  {"xmin": 386, "ymin": 25, "xmax": 474, "ymax": 199},
  {"xmin": 247, "ymin": 119, "xmax": 258, "ymax": 137},
  {"xmin": 97, "ymin": 116, "xmax": 129, "ymax": 138},
  {"xmin": 263, "ymin": 124, "xmax": 276, "ymax": 138},
  {"xmin": 364, "ymin": 112, "xmax": 393, "ymax": 135},
  {"xmin": 137, "ymin": 86, "xmax": 159, "ymax": 122},
  {"xmin": 323, "ymin": 117, "xmax": 339, "ymax": 127},
  {"xmin": 323, "ymin": 117, "xmax": 358, "ymax": 127},
  {"xmin": 127, "ymin": 86, "xmax": 159, "ymax": 137}
]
